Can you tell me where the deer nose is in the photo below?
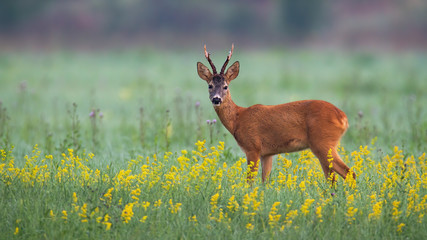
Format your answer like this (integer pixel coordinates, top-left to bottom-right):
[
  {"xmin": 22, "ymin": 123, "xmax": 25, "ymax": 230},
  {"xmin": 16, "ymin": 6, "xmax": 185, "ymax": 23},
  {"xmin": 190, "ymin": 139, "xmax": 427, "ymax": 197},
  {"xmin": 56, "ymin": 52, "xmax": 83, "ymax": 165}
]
[{"xmin": 212, "ymin": 97, "xmax": 222, "ymax": 105}]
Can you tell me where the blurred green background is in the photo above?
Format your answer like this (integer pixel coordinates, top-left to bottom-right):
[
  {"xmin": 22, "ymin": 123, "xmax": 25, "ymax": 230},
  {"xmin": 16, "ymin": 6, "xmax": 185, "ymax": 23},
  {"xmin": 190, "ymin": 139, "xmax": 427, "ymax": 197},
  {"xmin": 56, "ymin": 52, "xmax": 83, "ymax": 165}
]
[{"xmin": 0, "ymin": 0, "xmax": 426, "ymax": 159}]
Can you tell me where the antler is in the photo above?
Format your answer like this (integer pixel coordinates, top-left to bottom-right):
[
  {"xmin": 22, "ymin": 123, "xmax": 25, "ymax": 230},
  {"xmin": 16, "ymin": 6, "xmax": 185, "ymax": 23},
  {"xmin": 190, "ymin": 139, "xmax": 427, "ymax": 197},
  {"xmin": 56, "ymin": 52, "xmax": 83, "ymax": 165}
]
[
  {"xmin": 220, "ymin": 43, "xmax": 234, "ymax": 74},
  {"xmin": 204, "ymin": 45, "xmax": 217, "ymax": 74}
]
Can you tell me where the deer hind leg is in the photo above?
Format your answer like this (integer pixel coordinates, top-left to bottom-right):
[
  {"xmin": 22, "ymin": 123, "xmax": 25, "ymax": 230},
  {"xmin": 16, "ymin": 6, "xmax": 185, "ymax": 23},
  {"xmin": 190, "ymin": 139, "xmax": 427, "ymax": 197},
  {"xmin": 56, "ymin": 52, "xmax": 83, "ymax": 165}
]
[
  {"xmin": 245, "ymin": 151, "xmax": 261, "ymax": 183},
  {"xmin": 261, "ymin": 155, "xmax": 273, "ymax": 183},
  {"xmin": 310, "ymin": 143, "xmax": 353, "ymax": 181},
  {"xmin": 319, "ymin": 158, "xmax": 337, "ymax": 184}
]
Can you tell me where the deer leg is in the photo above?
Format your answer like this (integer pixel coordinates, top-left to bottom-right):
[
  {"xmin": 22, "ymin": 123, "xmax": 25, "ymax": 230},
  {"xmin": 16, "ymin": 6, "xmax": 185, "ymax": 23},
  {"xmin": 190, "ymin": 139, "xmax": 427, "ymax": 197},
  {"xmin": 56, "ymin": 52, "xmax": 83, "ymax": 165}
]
[
  {"xmin": 261, "ymin": 155, "xmax": 273, "ymax": 183},
  {"xmin": 310, "ymin": 144, "xmax": 353, "ymax": 181},
  {"xmin": 319, "ymin": 159, "xmax": 337, "ymax": 184},
  {"xmin": 246, "ymin": 151, "xmax": 260, "ymax": 183},
  {"xmin": 331, "ymin": 148, "xmax": 356, "ymax": 180}
]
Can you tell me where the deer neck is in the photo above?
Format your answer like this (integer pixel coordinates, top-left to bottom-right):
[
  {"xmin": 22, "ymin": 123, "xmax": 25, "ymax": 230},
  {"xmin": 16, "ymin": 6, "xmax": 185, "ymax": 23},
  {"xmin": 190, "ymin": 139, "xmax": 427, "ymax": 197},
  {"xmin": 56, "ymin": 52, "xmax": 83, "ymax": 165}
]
[{"xmin": 214, "ymin": 94, "xmax": 241, "ymax": 134}]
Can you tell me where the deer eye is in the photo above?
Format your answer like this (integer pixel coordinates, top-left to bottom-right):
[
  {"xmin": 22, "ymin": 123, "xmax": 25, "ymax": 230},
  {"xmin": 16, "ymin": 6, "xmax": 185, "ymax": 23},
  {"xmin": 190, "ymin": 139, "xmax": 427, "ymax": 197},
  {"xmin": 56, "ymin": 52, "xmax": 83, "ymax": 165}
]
[
  {"xmin": 208, "ymin": 85, "xmax": 213, "ymax": 89},
  {"xmin": 223, "ymin": 86, "xmax": 228, "ymax": 90}
]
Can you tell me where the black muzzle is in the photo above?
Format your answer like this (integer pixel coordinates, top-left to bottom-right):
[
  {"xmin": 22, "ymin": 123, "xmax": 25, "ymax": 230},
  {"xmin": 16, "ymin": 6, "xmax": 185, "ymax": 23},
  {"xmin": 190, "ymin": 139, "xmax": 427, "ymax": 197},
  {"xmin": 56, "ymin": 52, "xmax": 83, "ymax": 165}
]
[{"xmin": 212, "ymin": 97, "xmax": 222, "ymax": 105}]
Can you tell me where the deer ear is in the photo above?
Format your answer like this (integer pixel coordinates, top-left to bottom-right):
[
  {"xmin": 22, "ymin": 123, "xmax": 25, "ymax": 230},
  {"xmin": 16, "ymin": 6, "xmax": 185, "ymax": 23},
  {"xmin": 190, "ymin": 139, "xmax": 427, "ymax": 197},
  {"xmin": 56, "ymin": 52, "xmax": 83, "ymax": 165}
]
[
  {"xmin": 197, "ymin": 62, "xmax": 212, "ymax": 82},
  {"xmin": 225, "ymin": 61, "xmax": 239, "ymax": 82}
]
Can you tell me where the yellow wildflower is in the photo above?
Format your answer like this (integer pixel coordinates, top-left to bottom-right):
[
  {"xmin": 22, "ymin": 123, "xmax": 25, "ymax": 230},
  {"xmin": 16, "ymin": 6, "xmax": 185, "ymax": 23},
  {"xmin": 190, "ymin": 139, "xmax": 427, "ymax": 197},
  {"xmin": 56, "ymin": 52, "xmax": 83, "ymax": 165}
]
[
  {"xmin": 121, "ymin": 202, "xmax": 135, "ymax": 223},
  {"xmin": 360, "ymin": 145, "xmax": 371, "ymax": 155},
  {"xmin": 346, "ymin": 207, "xmax": 358, "ymax": 223},
  {"xmin": 300, "ymin": 199, "xmax": 315, "ymax": 215},
  {"xmin": 299, "ymin": 181, "xmax": 306, "ymax": 192},
  {"xmin": 102, "ymin": 214, "xmax": 112, "ymax": 230},
  {"xmin": 392, "ymin": 201, "xmax": 401, "ymax": 221},
  {"xmin": 73, "ymin": 192, "xmax": 78, "ymax": 203},
  {"xmin": 368, "ymin": 201, "xmax": 383, "ymax": 220},
  {"xmin": 268, "ymin": 202, "xmax": 282, "ymax": 228},
  {"xmin": 218, "ymin": 141, "xmax": 225, "ymax": 150},
  {"xmin": 130, "ymin": 188, "xmax": 141, "ymax": 196},
  {"xmin": 140, "ymin": 216, "xmax": 148, "ymax": 223},
  {"xmin": 246, "ymin": 223, "xmax": 254, "ymax": 231},
  {"xmin": 61, "ymin": 210, "xmax": 68, "ymax": 220},
  {"xmin": 169, "ymin": 199, "xmax": 182, "ymax": 214},
  {"xmin": 347, "ymin": 194, "xmax": 355, "ymax": 206},
  {"xmin": 397, "ymin": 223, "xmax": 405, "ymax": 233},
  {"xmin": 210, "ymin": 193, "xmax": 220, "ymax": 211},
  {"xmin": 227, "ymin": 195, "xmax": 239, "ymax": 213},
  {"xmin": 195, "ymin": 140, "xmax": 206, "ymax": 153},
  {"xmin": 344, "ymin": 169, "xmax": 356, "ymax": 188},
  {"xmin": 189, "ymin": 215, "xmax": 198, "ymax": 225},
  {"xmin": 49, "ymin": 210, "xmax": 55, "ymax": 218},
  {"xmin": 369, "ymin": 193, "xmax": 377, "ymax": 204},
  {"xmin": 131, "ymin": 188, "xmax": 141, "ymax": 201},
  {"xmin": 283, "ymin": 209, "xmax": 298, "ymax": 227},
  {"xmin": 104, "ymin": 222, "xmax": 112, "ymax": 231},
  {"xmin": 79, "ymin": 203, "xmax": 88, "ymax": 219},
  {"xmin": 101, "ymin": 187, "xmax": 114, "ymax": 205},
  {"xmin": 154, "ymin": 199, "xmax": 162, "ymax": 207},
  {"xmin": 141, "ymin": 201, "xmax": 150, "ymax": 211},
  {"xmin": 327, "ymin": 149, "xmax": 333, "ymax": 169},
  {"xmin": 315, "ymin": 206, "xmax": 323, "ymax": 222}
]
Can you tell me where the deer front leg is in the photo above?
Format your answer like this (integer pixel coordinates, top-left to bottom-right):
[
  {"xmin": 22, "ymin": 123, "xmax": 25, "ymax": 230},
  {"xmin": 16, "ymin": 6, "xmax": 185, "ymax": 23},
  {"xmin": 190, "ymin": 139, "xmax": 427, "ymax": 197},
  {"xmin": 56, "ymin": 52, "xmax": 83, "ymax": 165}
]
[
  {"xmin": 246, "ymin": 151, "xmax": 260, "ymax": 183},
  {"xmin": 261, "ymin": 155, "xmax": 273, "ymax": 183}
]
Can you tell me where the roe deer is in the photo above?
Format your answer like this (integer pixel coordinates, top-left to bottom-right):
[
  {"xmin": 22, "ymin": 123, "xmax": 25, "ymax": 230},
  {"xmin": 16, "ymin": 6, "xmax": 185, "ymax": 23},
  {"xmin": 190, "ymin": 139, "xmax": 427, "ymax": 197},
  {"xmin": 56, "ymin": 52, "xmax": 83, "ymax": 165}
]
[{"xmin": 197, "ymin": 44, "xmax": 355, "ymax": 183}]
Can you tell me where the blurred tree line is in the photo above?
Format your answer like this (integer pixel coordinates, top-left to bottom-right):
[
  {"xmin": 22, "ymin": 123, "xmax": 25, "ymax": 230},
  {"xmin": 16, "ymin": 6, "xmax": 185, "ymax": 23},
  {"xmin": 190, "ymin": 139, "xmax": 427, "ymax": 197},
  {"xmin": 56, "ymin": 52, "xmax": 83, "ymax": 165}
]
[
  {"xmin": 0, "ymin": 0, "xmax": 426, "ymax": 48},
  {"xmin": 0, "ymin": 0, "xmax": 328, "ymax": 40}
]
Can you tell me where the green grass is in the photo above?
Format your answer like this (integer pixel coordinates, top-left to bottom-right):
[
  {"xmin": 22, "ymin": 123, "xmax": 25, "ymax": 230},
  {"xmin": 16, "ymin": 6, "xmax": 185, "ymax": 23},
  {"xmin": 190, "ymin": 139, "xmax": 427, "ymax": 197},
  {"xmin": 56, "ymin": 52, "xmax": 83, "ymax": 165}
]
[{"xmin": 0, "ymin": 48, "xmax": 426, "ymax": 239}]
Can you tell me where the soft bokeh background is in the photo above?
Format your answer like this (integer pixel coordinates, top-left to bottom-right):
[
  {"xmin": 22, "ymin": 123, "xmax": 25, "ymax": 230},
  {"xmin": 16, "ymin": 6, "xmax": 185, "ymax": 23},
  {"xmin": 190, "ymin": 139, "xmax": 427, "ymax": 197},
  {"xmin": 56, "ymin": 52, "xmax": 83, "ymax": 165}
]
[
  {"xmin": 0, "ymin": 0, "xmax": 426, "ymax": 157},
  {"xmin": 1, "ymin": 0, "xmax": 427, "ymax": 50}
]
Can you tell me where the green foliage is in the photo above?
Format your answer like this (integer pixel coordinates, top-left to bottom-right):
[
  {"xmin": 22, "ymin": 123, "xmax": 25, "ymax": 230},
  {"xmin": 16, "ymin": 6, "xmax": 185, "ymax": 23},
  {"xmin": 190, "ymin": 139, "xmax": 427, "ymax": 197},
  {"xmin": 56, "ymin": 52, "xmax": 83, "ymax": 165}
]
[
  {"xmin": 1, "ymin": 49, "xmax": 426, "ymax": 155},
  {"xmin": 0, "ymin": 48, "xmax": 426, "ymax": 239},
  {"xmin": 1, "ymin": 140, "xmax": 426, "ymax": 239}
]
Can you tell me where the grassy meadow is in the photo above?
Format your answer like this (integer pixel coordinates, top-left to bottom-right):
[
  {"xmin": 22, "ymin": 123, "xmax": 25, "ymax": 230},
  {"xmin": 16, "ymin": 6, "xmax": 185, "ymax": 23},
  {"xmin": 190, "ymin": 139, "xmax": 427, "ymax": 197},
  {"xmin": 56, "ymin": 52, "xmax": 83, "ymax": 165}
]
[{"xmin": 0, "ymin": 48, "xmax": 427, "ymax": 239}]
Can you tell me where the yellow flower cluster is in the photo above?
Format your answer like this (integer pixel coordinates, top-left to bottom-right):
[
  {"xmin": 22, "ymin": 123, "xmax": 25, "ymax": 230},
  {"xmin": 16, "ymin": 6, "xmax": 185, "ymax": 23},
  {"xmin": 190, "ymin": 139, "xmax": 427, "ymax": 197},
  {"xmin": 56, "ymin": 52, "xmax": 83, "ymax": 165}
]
[
  {"xmin": 122, "ymin": 202, "xmax": 135, "ymax": 223},
  {"xmin": 169, "ymin": 199, "xmax": 182, "ymax": 214},
  {"xmin": 268, "ymin": 202, "xmax": 282, "ymax": 228},
  {"xmin": 2, "ymin": 140, "xmax": 427, "ymax": 236}
]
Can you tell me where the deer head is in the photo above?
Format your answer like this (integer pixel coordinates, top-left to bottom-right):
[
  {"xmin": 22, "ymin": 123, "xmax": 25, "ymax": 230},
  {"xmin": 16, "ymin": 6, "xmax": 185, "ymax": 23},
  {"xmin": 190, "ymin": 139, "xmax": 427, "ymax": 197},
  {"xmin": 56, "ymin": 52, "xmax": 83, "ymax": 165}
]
[{"xmin": 197, "ymin": 44, "xmax": 240, "ymax": 107}]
